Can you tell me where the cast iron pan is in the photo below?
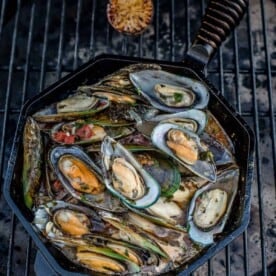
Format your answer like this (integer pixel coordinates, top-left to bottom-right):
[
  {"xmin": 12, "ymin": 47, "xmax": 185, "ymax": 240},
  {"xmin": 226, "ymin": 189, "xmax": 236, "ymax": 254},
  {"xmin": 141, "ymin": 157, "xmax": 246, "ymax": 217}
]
[{"xmin": 4, "ymin": 0, "xmax": 254, "ymax": 275}]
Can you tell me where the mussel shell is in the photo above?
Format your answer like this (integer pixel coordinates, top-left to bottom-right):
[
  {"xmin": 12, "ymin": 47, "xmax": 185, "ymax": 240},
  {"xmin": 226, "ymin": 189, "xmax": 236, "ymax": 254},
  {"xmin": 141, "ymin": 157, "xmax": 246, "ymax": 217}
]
[
  {"xmin": 201, "ymin": 133, "xmax": 235, "ymax": 166},
  {"xmin": 130, "ymin": 70, "xmax": 209, "ymax": 112},
  {"xmin": 51, "ymin": 121, "xmax": 106, "ymax": 145},
  {"xmin": 150, "ymin": 109, "xmax": 207, "ymax": 134},
  {"xmin": 22, "ymin": 117, "xmax": 43, "ymax": 209},
  {"xmin": 205, "ymin": 111, "xmax": 235, "ymax": 153},
  {"xmin": 151, "ymin": 123, "xmax": 217, "ymax": 182},
  {"xmin": 33, "ymin": 94, "xmax": 109, "ymax": 123},
  {"xmin": 83, "ymin": 234, "xmax": 159, "ymax": 267},
  {"xmin": 52, "ymin": 240, "xmax": 140, "ymax": 274},
  {"xmin": 49, "ymin": 146, "xmax": 126, "ymax": 212},
  {"xmin": 187, "ymin": 167, "xmax": 239, "ymax": 246},
  {"xmin": 79, "ymin": 86, "xmax": 144, "ymax": 104},
  {"xmin": 95, "ymin": 63, "xmax": 162, "ymax": 94},
  {"xmin": 33, "ymin": 201, "xmax": 105, "ymax": 237},
  {"xmin": 133, "ymin": 150, "xmax": 181, "ymax": 197},
  {"xmin": 101, "ymin": 136, "xmax": 160, "ymax": 209},
  {"xmin": 50, "ymin": 120, "xmax": 135, "ymax": 145}
]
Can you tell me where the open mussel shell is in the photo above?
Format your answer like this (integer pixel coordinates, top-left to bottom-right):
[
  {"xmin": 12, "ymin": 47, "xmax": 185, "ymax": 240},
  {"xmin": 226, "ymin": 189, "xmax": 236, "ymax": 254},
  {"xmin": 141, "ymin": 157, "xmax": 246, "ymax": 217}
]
[
  {"xmin": 152, "ymin": 123, "xmax": 216, "ymax": 182},
  {"xmin": 51, "ymin": 121, "xmax": 106, "ymax": 145},
  {"xmin": 78, "ymin": 86, "xmax": 143, "ymax": 105},
  {"xmin": 49, "ymin": 146, "xmax": 126, "ymax": 212},
  {"xmin": 82, "ymin": 234, "xmax": 159, "ymax": 267},
  {"xmin": 33, "ymin": 200, "xmax": 105, "ymax": 238},
  {"xmin": 33, "ymin": 93, "xmax": 109, "ymax": 123},
  {"xmin": 51, "ymin": 238, "xmax": 141, "ymax": 274},
  {"xmin": 187, "ymin": 167, "xmax": 239, "ymax": 246},
  {"xmin": 129, "ymin": 70, "xmax": 209, "ymax": 112},
  {"xmin": 133, "ymin": 149, "xmax": 181, "ymax": 197},
  {"xmin": 101, "ymin": 136, "xmax": 160, "ymax": 209},
  {"xmin": 50, "ymin": 120, "xmax": 135, "ymax": 145},
  {"xmin": 95, "ymin": 63, "xmax": 162, "ymax": 93},
  {"xmin": 149, "ymin": 109, "xmax": 207, "ymax": 134},
  {"xmin": 205, "ymin": 111, "xmax": 235, "ymax": 153},
  {"xmin": 201, "ymin": 133, "xmax": 235, "ymax": 166}
]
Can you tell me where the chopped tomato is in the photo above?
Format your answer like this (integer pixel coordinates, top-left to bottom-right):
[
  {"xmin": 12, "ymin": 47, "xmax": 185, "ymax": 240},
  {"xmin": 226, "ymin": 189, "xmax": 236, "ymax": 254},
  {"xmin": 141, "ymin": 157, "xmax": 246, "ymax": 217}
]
[
  {"xmin": 53, "ymin": 131, "xmax": 67, "ymax": 142},
  {"xmin": 64, "ymin": 135, "xmax": 75, "ymax": 144},
  {"xmin": 76, "ymin": 124, "xmax": 93, "ymax": 139},
  {"xmin": 52, "ymin": 180, "xmax": 63, "ymax": 193}
]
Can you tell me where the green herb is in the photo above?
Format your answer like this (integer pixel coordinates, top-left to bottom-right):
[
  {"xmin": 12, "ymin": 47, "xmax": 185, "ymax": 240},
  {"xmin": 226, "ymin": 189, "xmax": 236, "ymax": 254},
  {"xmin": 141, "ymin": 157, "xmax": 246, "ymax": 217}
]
[{"xmin": 173, "ymin": 93, "xmax": 183, "ymax": 103}]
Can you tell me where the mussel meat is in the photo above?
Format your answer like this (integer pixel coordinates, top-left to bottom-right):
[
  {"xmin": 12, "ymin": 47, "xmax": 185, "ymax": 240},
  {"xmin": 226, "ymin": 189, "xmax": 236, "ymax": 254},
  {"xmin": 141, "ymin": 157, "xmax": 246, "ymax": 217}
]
[
  {"xmin": 152, "ymin": 123, "xmax": 216, "ymax": 182},
  {"xmin": 101, "ymin": 136, "xmax": 160, "ymax": 208}
]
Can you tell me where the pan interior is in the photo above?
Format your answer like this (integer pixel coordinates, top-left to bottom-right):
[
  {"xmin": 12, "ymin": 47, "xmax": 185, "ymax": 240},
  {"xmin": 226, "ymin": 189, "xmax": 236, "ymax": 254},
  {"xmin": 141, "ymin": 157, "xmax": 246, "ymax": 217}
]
[{"xmin": 8, "ymin": 55, "xmax": 253, "ymax": 274}]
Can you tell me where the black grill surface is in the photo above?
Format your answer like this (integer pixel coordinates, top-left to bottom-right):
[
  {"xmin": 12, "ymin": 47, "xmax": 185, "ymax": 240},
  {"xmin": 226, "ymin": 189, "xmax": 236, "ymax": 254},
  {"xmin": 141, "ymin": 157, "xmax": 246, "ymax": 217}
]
[{"xmin": 0, "ymin": 0, "xmax": 275, "ymax": 275}]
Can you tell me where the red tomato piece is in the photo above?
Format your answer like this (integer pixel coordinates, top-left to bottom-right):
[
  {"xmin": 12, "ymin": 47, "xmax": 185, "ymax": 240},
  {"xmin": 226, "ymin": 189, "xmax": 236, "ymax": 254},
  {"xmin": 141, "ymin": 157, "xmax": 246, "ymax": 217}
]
[
  {"xmin": 52, "ymin": 180, "xmax": 63, "ymax": 193},
  {"xmin": 76, "ymin": 125, "xmax": 93, "ymax": 139},
  {"xmin": 64, "ymin": 135, "xmax": 75, "ymax": 144},
  {"xmin": 53, "ymin": 131, "xmax": 67, "ymax": 142}
]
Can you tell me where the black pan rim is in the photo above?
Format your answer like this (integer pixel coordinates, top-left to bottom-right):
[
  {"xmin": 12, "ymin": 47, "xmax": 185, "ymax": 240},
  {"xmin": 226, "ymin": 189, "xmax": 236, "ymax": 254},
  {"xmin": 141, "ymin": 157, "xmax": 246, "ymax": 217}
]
[{"xmin": 3, "ymin": 53, "xmax": 255, "ymax": 276}]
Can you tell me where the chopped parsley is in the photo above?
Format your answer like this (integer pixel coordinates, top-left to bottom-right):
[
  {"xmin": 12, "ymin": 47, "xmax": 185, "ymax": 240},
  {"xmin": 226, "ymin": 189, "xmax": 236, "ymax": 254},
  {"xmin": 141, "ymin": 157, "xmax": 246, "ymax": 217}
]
[{"xmin": 173, "ymin": 93, "xmax": 183, "ymax": 103}]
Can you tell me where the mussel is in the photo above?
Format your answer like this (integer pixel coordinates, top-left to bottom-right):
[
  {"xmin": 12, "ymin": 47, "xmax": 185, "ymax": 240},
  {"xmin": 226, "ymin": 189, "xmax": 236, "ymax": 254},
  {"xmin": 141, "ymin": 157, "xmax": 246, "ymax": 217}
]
[
  {"xmin": 22, "ymin": 117, "xmax": 43, "ymax": 209},
  {"xmin": 50, "ymin": 119, "xmax": 135, "ymax": 145},
  {"xmin": 49, "ymin": 146, "xmax": 126, "ymax": 212},
  {"xmin": 152, "ymin": 123, "xmax": 216, "ymax": 182},
  {"xmin": 133, "ymin": 149, "xmax": 181, "ymax": 197},
  {"xmin": 149, "ymin": 109, "xmax": 207, "ymax": 134},
  {"xmin": 187, "ymin": 167, "xmax": 239, "ymax": 245},
  {"xmin": 33, "ymin": 93, "xmax": 109, "ymax": 123},
  {"xmin": 101, "ymin": 136, "xmax": 160, "ymax": 208},
  {"xmin": 130, "ymin": 70, "xmax": 209, "ymax": 112}
]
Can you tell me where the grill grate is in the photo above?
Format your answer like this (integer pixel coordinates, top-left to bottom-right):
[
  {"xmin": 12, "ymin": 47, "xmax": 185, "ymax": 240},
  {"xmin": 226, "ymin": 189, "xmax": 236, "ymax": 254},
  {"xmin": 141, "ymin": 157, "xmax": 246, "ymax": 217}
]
[{"xmin": 0, "ymin": 0, "xmax": 275, "ymax": 275}]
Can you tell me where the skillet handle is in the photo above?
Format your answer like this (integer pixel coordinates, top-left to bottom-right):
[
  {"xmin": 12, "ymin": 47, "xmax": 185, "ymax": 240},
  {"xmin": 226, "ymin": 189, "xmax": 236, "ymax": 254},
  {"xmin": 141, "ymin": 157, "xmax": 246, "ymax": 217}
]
[{"xmin": 186, "ymin": 0, "xmax": 248, "ymax": 67}]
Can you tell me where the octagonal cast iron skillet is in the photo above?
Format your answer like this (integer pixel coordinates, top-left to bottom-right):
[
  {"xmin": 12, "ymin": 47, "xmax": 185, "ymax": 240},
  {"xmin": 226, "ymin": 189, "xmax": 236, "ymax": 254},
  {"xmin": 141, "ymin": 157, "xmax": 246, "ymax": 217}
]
[{"xmin": 4, "ymin": 0, "xmax": 254, "ymax": 275}]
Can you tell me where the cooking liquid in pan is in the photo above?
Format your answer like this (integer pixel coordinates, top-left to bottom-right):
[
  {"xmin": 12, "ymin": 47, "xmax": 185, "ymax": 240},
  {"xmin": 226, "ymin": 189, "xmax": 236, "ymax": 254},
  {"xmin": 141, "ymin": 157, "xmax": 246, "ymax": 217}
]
[{"xmin": 23, "ymin": 64, "xmax": 239, "ymax": 275}]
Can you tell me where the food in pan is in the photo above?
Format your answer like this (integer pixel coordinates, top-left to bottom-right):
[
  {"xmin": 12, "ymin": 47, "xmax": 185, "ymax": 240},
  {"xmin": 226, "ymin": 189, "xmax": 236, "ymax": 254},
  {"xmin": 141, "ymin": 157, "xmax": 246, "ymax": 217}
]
[
  {"xmin": 22, "ymin": 63, "xmax": 238, "ymax": 275},
  {"xmin": 107, "ymin": 0, "xmax": 154, "ymax": 35}
]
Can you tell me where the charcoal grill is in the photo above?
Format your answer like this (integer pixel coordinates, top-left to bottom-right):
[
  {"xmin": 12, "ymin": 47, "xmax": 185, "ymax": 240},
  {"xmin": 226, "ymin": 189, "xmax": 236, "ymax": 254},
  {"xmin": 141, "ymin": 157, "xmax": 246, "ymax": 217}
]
[{"xmin": 0, "ymin": 0, "xmax": 275, "ymax": 275}]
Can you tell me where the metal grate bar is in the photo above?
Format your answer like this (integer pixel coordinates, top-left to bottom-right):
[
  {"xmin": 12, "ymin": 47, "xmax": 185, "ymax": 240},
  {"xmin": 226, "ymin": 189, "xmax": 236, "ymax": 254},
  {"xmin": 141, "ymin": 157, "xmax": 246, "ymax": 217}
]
[
  {"xmin": 243, "ymin": 231, "xmax": 249, "ymax": 275},
  {"xmin": 89, "ymin": 0, "xmax": 97, "ymax": 59},
  {"xmin": 233, "ymin": 29, "xmax": 242, "ymax": 114},
  {"xmin": 0, "ymin": 0, "xmax": 21, "ymax": 195},
  {"xmin": 24, "ymin": 237, "xmax": 32, "ymax": 276},
  {"xmin": 154, "ymin": 0, "xmax": 159, "ymax": 59},
  {"xmin": 56, "ymin": 0, "xmax": 66, "ymax": 80},
  {"xmin": 185, "ymin": 0, "xmax": 190, "ymax": 51},
  {"xmin": 39, "ymin": 0, "xmax": 51, "ymax": 92},
  {"xmin": 260, "ymin": 0, "xmax": 276, "ymax": 190},
  {"xmin": 106, "ymin": 24, "xmax": 111, "ymax": 51},
  {"xmin": 21, "ymin": 1, "xmax": 36, "ymax": 106},
  {"xmin": 0, "ymin": 0, "xmax": 6, "ymax": 40},
  {"xmin": 121, "ymin": 36, "xmax": 127, "ymax": 55},
  {"xmin": 7, "ymin": 214, "xmax": 16, "ymax": 275},
  {"xmin": 139, "ymin": 35, "xmax": 143, "ymax": 58},
  {"xmin": 247, "ymin": 5, "xmax": 267, "ymax": 275},
  {"xmin": 233, "ymin": 23, "xmax": 249, "ymax": 275},
  {"xmin": 170, "ymin": 0, "xmax": 175, "ymax": 61},
  {"xmin": 73, "ymin": 0, "xmax": 82, "ymax": 70}
]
